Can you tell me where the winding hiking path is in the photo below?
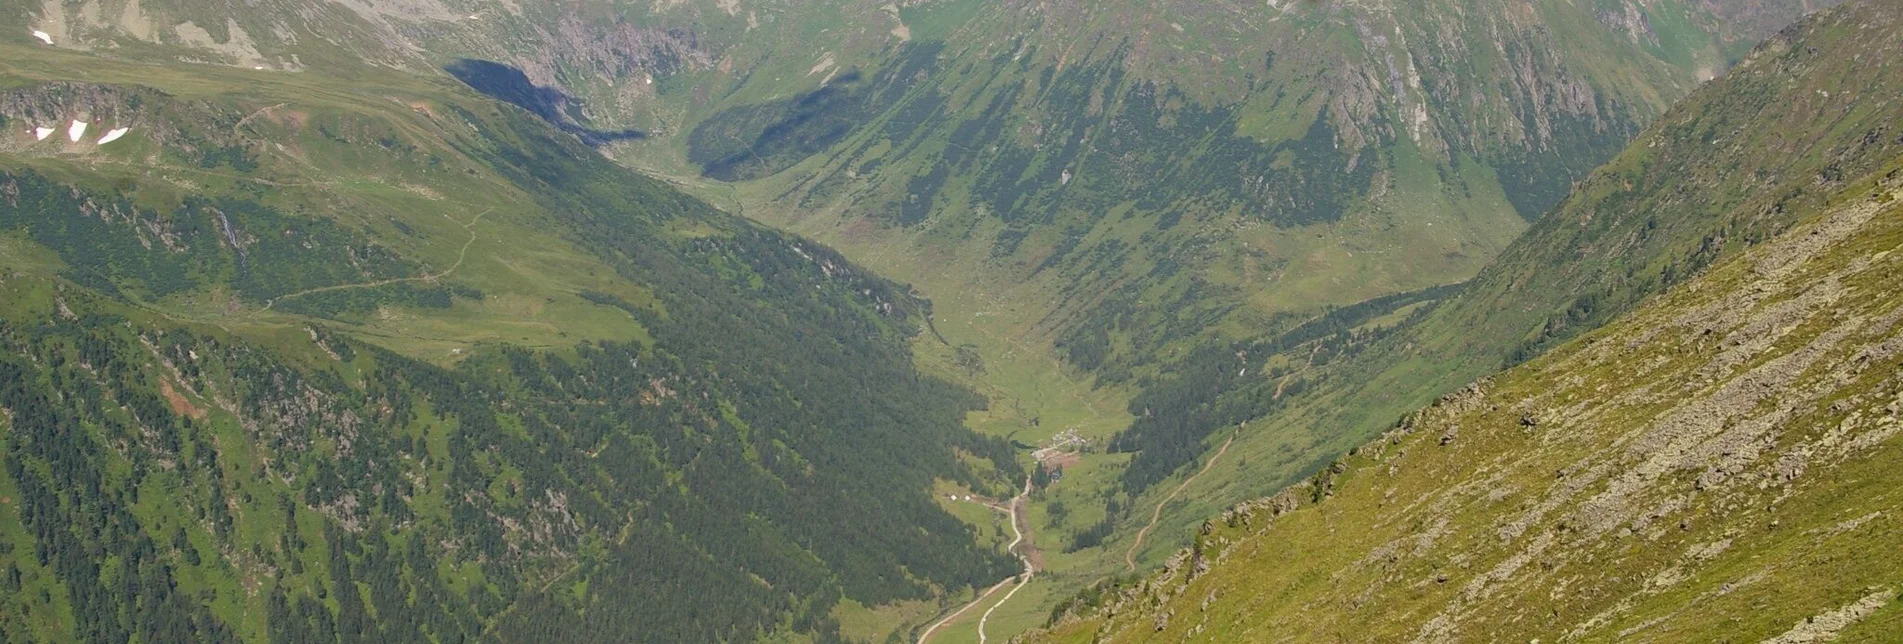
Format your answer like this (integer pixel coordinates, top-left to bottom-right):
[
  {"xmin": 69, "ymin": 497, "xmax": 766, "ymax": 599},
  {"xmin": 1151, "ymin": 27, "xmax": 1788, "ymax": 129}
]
[
  {"xmin": 1125, "ymin": 430, "xmax": 1238, "ymax": 573},
  {"xmin": 1275, "ymin": 344, "xmax": 1325, "ymax": 400},
  {"xmin": 919, "ymin": 474, "xmax": 1035, "ymax": 644},
  {"xmin": 258, "ymin": 207, "xmax": 492, "ymax": 313},
  {"xmin": 231, "ymin": 103, "xmax": 288, "ymax": 137}
]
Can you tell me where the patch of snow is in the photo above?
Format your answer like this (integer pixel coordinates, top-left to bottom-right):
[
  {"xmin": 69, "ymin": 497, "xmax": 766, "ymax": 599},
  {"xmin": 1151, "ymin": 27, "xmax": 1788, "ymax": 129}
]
[
  {"xmin": 97, "ymin": 127, "xmax": 130, "ymax": 145},
  {"xmin": 31, "ymin": 30, "xmax": 53, "ymax": 45},
  {"xmin": 34, "ymin": 127, "xmax": 54, "ymax": 141},
  {"xmin": 67, "ymin": 120, "xmax": 87, "ymax": 142}
]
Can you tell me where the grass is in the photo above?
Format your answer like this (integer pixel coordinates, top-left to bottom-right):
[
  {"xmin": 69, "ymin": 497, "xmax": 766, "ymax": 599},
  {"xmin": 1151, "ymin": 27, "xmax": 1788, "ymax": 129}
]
[
  {"xmin": 1033, "ymin": 170, "xmax": 1903, "ymax": 642},
  {"xmin": 897, "ymin": 0, "xmax": 986, "ymax": 42},
  {"xmin": 833, "ymin": 596, "xmax": 939, "ymax": 643},
  {"xmin": 0, "ymin": 233, "xmax": 65, "ymax": 277},
  {"xmin": 2, "ymin": 39, "xmax": 1039, "ymax": 642},
  {"xmin": 925, "ymin": 579, "xmax": 1052, "ymax": 644},
  {"xmin": 0, "ymin": 42, "xmax": 673, "ymax": 366}
]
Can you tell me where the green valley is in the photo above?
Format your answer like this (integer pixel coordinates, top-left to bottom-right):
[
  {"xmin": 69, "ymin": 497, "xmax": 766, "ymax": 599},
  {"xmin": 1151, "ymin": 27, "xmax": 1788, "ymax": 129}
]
[{"xmin": 4, "ymin": 0, "xmax": 1895, "ymax": 642}]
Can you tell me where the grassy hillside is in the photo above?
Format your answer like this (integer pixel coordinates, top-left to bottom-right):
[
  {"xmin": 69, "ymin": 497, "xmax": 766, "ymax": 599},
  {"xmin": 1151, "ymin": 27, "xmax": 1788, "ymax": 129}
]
[
  {"xmin": 1026, "ymin": 1, "xmax": 1903, "ymax": 639},
  {"xmin": 0, "ymin": 44, "xmax": 1024, "ymax": 642},
  {"xmin": 1034, "ymin": 158, "xmax": 1903, "ymax": 642},
  {"xmin": 1107, "ymin": 0, "xmax": 1903, "ymax": 575}
]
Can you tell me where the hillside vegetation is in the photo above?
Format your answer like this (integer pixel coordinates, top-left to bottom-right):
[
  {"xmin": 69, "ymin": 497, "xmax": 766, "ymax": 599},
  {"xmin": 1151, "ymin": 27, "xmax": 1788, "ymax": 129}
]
[
  {"xmin": 602, "ymin": 6, "xmax": 1840, "ymax": 627},
  {"xmin": 1029, "ymin": 1, "xmax": 1903, "ymax": 639},
  {"xmin": 1109, "ymin": 0, "xmax": 1903, "ymax": 573},
  {"xmin": 12, "ymin": 0, "xmax": 1835, "ymax": 429},
  {"xmin": 657, "ymin": 0, "xmax": 1821, "ymax": 391},
  {"xmin": 1035, "ymin": 159, "xmax": 1903, "ymax": 642},
  {"xmin": 0, "ymin": 44, "xmax": 1020, "ymax": 643}
]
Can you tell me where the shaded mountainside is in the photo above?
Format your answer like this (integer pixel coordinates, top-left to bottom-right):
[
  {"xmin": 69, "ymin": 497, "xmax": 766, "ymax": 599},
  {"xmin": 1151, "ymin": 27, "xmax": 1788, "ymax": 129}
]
[
  {"xmin": 1033, "ymin": 162, "xmax": 1903, "ymax": 642},
  {"xmin": 0, "ymin": 45, "xmax": 1019, "ymax": 643},
  {"xmin": 1107, "ymin": 0, "xmax": 1903, "ymax": 557}
]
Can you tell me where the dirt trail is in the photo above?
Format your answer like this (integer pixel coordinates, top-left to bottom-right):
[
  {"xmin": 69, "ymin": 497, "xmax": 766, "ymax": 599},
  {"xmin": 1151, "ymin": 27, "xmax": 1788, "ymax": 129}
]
[
  {"xmin": 976, "ymin": 478, "xmax": 1035, "ymax": 644},
  {"xmin": 231, "ymin": 103, "xmax": 288, "ymax": 137},
  {"xmin": 919, "ymin": 474, "xmax": 1036, "ymax": 644},
  {"xmin": 1125, "ymin": 430, "xmax": 1238, "ymax": 573},
  {"xmin": 1275, "ymin": 344, "xmax": 1324, "ymax": 400},
  {"xmin": 258, "ymin": 207, "xmax": 491, "ymax": 313}
]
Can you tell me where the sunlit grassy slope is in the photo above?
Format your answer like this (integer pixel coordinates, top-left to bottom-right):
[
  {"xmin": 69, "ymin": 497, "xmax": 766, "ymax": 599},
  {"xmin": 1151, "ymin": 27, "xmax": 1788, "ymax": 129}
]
[
  {"xmin": 1121, "ymin": 0, "xmax": 1903, "ymax": 574},
  {"xmin": 1035, "ymin": 160, "xmax": 1903, "ymax": 642},
  {"xmin": 1028, "ymin": 1, "xmax": 1903, "ymax": 639}
]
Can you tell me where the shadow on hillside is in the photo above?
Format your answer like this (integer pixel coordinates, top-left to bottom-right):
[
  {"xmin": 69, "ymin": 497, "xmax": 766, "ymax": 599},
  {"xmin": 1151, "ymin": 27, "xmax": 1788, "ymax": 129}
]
[{"xmin": 445, "ymin": 59, "xmax": 646, "ymax": 146}]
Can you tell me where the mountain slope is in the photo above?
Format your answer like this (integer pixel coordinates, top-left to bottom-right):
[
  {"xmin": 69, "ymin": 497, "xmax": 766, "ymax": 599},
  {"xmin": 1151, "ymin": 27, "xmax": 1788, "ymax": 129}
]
[
  {"xmin": 11, "ymin": 0, "xmax": 1834, "ymax": 384},
  {"xmin": 1108, "ymin": 0, "xmax": 1903, "ymax": 572},
  {"xmin": 652, "ymin": 0, "xmax": 1826, "ymax": 384},
  {"xmin": 3, "ymin": 1, "xmax": 1861, "ymax": 640},
  {"xmin": 535, "ymin": 5, "xmax": 1839, "ymax": 613},
  {"xmin": 1032, "ymin": 102, "xmax": 1903, "ymax": 644},
  {"xmin": 486, "ymin": 2, "xmax": 1846, "ymax": 635},
  {"xmin": 0, "ymin": 44, "xmax": 1020, "ymax": 642},
  {"xmin": 1028, "ymin": 1, "xmax": 1903, "ymax": 639}
]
